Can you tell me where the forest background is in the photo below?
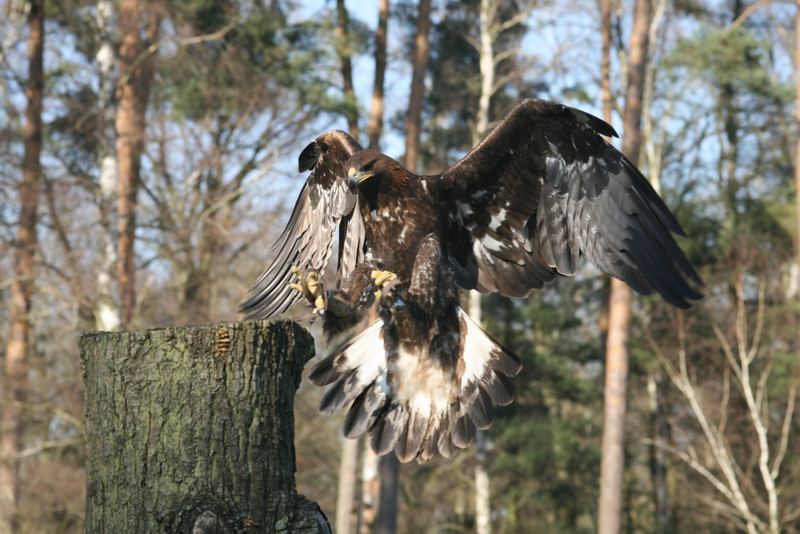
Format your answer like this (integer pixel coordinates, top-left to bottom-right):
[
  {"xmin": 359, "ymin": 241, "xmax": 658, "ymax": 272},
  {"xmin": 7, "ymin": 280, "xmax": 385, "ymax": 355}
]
[{"xmin": 1, "ymin": 0, "xmax": 799, "ymax": 532}]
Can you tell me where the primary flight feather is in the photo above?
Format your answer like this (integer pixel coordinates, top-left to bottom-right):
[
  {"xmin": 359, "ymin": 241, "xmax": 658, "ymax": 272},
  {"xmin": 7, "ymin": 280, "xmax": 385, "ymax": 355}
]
[{"xmin": 241, "ymin": 99, "xmax": 702, "ymax": 462}]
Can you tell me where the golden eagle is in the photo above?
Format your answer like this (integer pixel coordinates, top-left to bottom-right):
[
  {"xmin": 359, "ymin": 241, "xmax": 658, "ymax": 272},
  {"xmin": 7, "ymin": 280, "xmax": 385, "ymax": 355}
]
[{"xmin": 241, "ymin": 99, "xmax": 702, "ymax": 462}]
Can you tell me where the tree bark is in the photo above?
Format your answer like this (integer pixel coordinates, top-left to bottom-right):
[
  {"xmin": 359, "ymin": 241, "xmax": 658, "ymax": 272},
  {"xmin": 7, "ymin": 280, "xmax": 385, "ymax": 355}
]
[
  {"xmin": 95, "ymin": 0, "xmax": 121, "ymax": 332},
  {"xmin": 367, "ymin": 0, "xmax": 390, "ymax": 150},
  {"xmin": 600, "ymin": 0, "xmax": 612, "ymax": 126},
  {"xmin": 374, "ymin": 455, "xmax": 400, "ymax": 534},
  {"xmin": 598, "ymin": 0, "xmax": 651, "ymax": 533},
  {"xmin": 0, "ymin": 1, "xmax": 44, "ymax": 530},
  {"xmin": 332, "ymin": 3, "xmax": 366, "ymax": 528},
  {"xmin": 403, "ymin": 0, "xmax": 432, "ymax": 171},
  {"xmin": 116, "ymin": 0, "xmax": 159, "ymax": 328},
  {"xmin": 647, "ymin": 375, "xmax": 672, "ymax": 534},
  {"xmin": 473, "ymin": 2, "xmax": 495, "ymax": 530},
  {"xmin": 81, "ymin": 320, "xmax": 329, "ymax": 533},
  {"xmin": 791, "ymin": 2, "xmax": 800, "ymax": 300},
  {"xmin": 335, "ymin": 438, "xmax": 359, "ymax": 534},
  {"xmin": 336, "ymin": 0, "xmax": 359, "ymax": 139},
  {"xmin": 358, "ymin": 448, "xmax": 379, "ymax": 532}
]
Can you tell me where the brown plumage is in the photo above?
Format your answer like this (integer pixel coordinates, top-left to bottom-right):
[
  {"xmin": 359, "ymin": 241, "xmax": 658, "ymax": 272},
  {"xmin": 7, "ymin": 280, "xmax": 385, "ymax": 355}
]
[{"xmin": 241, "ymin": 99, "xmax": 703, "ymax": 462}]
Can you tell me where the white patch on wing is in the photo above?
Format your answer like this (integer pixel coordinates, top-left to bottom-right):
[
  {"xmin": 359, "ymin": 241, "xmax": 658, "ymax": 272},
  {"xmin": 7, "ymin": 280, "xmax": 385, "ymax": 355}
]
[
  {"xmin": 336, "ymin": 319, "xmax": 388, "ymax": 387},
  {"xmin": 472, "ymin": 240, "xmax": 496, "ymax": 265},
  {"xmin": 489, "ymin": 208, "xmax": 507, "ymax": 231},
  {"xmin": 458, "ymin": 309, "xmax": 496, "ymax": 389},
  {"xmin": 480, "ymin": 234, "xmax": 506, "ymax": 253}
]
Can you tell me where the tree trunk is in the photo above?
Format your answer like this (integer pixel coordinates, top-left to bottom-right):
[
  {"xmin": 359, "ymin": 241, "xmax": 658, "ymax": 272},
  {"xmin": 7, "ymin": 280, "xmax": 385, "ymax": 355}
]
[
  {"xmin": 95, "ymin": 0, "xmax": 121, "ymax": 332},
  {"xmin": 367, "ymin": 0, "xmax": 390, "ymax": 150},
  {"xmin": 374, "ymin": 455, "xmax": 400, "ymax": 534},
  {"xmin": 358, "ymin": 449, "xmax": 380, "ymax": 532},
  {"xmin": 600, "ymin": 0, "xmax": 612, "ymax": 127},
  {"xmin": 182, "ymin": 127, "xmax": 226, "ymax": 324},
  {"xmin": 116, "ymin": 0, "xmax": 159, "ymax": 328},
  {"xmin": 598, "ymin": 0, "xmax": 651, "ymax": 532},
  {"xmin": 80, "ymin": 320, "xmax": 329, "ymax": 533},
  {"xmin": 473, "ymin": 2, "xmax": 495, "ymax": 530},
  {"xmin": 791, "ymin": 2, "xmax": 800, "ymax": 300},
  {"xmin": 367, "ymin": 4, "xmax": 435, "ymax": 531},
  {"xmin": 335, "ymin": 438, "xmax": 360, "ymax": 534},
  {"xmin": 332, "ymin": 4, "xmax": 366, "ymax": 527},
  {"xmin": 336, "ymin": 0, "xmax": 359, "ymax": 139},
  {"xmin": 403, "ymin": 0, "xmax": 432, "ymax": 172},
  {"xmin": 647, "ymin": 375, "xmax": 672, "ymax": 534},
  {"xmin": 472, "ymin": 286, "xmax": 490, "ymax": 534},
  {"xmin": 0, "ymin": 2, "xmax": 44, "ymax": 530}
]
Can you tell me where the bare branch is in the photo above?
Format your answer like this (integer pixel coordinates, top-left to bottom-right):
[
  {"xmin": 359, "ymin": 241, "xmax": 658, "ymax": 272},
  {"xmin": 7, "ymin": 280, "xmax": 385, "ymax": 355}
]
[{"xmin": 771, "ymin": 374, "xmax": 798, "ymax": 479}]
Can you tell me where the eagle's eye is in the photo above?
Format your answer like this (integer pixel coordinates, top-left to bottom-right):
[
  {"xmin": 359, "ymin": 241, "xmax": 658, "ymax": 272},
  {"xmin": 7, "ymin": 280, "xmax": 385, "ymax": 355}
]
[{"xmin": 362, "ymin": 160, "xmax": 376, "ymax": 173}]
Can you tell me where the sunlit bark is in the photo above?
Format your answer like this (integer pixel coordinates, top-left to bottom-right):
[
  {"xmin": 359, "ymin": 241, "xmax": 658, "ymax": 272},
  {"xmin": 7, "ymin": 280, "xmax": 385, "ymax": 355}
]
[
  {"xmin": 115, "ymin": 0, "xmax": 159, "ymax": 327},
  {"xmin": 0, "ymin": 1, "xmax": 44, "ymax": 529},
  {"xmin": 403, "ymin": 0, "xmax": 432, "ymax": 172},
  {"xmin": 598, "ymin": 0, "xmax": 652, "ymax": 532}
]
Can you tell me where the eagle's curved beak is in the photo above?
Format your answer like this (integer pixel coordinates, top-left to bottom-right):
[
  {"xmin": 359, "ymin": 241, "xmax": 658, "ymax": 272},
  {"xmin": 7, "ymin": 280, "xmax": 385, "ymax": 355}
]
[{"xmin": 347, "ymin": 167, "xmax": 374, "ymax": 189}]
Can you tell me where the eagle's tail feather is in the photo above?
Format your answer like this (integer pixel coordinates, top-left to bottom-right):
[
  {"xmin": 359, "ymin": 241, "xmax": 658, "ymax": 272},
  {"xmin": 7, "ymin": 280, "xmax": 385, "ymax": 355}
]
[{"xmin": 308, "ymin": 309, "xmax": 521, "ymax": 462}]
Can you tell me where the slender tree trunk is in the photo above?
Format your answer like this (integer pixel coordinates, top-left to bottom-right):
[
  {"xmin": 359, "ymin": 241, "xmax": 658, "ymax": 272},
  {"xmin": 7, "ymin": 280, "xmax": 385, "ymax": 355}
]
[
  {"xmin": 474, "ymin": 0, "xmax": 495, "ymax": 145},
  {"xmin": 81, "ymin": 320, "xmax": 329, "ymax": 532},
  {"xmin": 403, "ymin": 0, "xmax": 432, "ymax": 172},
  {"xmin": 0, "ymin": 2, "xmax": 44, "ymax": 530},
  {"xmin": 116, "ymin": 0, "xmax": 159, "ymax": 328},
  {"xmin": 472, "ymin": 287, "xmax": 490, "ymax": 534},
  {"xmin": 597, "ymin": 0, "xmax": 613, "ymax": 406},
  {"xmin": 332, "ymin": 5, "xmax": 366, "ymax": 527},
  {"xmin": 336, "ymin": 0, "xmax": 359, "ymax": 139},
  {"xmin": 600, "ymin": 0, "xmax": 612, "ymax": 126},
  {"xmin": 360, "ymin": 1, "xmax": 389, "ymax": 515},
  {"xmin": 96, "ymin": 0, "xmax": 121, "ymax": 331},
  {"xmin": 598, "ymin": 0, "xmax": 651, "ymax": 532},
  {"xmin": 647, "ymin": 375, "xmax": 672, "ymax": 533},
  {"xmin": 181, "ymin": 127, "xmax": 225, "ymax": 324},
  {"xmin": 368, "ymin": 3, "xmax": 434, "ymax": 532},
  {"xmin": 374, "ymin": 455, "xmax": 400, "ymax": 534},
  {"xmin": 336, "ymin": 438, "xmax": 360, "ymax": 533},
  {"xmin": 473, "ymin": 2, "xmax": 495, "ymax": 531},
  {"xmin": 358, "ymin": 449, "xmax": 380, "ymax": 532},
  {"xmin": 791, "ymin": 2, "xmax": 800, "ymax": 301},
  {"xmin": 367, "ymin": 0, "xmax": 389, "ymax": 150}
]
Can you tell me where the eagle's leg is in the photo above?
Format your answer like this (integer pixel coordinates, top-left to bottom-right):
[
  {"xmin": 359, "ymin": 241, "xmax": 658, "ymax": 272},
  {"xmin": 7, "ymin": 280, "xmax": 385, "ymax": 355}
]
[
  {"xmin": 321, "ymin": 262, "xmax": 382, "ymax": 340},
  {"xmin": 385, "ymin": 234, "xmax": 442, "ymax": 340},
  {"xmin": 289, "ymin": 265, "xmax": 327, "ymax": 315}
]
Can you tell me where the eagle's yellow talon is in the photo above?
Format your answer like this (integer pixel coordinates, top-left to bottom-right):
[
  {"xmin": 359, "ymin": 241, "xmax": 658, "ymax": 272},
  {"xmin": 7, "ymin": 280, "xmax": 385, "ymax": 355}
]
[
  {"xmin": 374, "ymin": 290, "xmax": 382, "ymax": 300},
  {"xmin": 371, "ymin": 270, "xmax": 398, "ymax": 288},
  {"xmin": 289, "ymin": 268, "xmax": 327, "ymax": 313},
  {"xmin": 307, "ymin": 276, "xmax": 322, "ymax": 293}
]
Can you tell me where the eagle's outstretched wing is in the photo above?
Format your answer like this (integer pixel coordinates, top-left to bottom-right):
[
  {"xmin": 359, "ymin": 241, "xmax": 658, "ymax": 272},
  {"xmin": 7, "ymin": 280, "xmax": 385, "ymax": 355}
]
[
  {"xmin": 433, "ymin": 99, "xmax": 703, "ymax": 308},
  {"xmin": 240, "ymin": 130, "xmax": 365, "ymax": 319}
]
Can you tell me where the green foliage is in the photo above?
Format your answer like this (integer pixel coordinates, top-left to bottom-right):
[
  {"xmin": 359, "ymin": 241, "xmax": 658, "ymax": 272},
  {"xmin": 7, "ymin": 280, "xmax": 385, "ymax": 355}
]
[
  {"xmin": 482, "ymin": 283, "xmax": 603, "ymax": 531},
  {"xmin": 666, "ymin": 27, "xmax": 791, "ymax": 103},
  {"xmin": 161, "ymin": 1, "xmax": 345, "ymax": 123}
]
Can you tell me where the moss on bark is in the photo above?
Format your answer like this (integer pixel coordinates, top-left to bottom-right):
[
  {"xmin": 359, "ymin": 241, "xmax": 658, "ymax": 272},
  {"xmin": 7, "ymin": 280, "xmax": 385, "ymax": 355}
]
[{"xmin": 81, "ymin": 320, "xmax": 328, "ymax": 533}]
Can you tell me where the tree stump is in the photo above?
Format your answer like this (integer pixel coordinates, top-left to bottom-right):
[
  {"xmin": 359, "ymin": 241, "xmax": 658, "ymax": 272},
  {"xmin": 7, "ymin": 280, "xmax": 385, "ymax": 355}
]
[{"xmin": 80, "ymin": 320, "xmax": 329, "ymax": 533}]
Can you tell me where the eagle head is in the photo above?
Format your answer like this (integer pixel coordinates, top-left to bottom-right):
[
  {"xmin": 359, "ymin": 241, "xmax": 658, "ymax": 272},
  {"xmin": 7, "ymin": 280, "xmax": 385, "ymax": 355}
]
[{"xmin": 345, "ymin": 150, "xmax": 388, "ymax": 189}]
